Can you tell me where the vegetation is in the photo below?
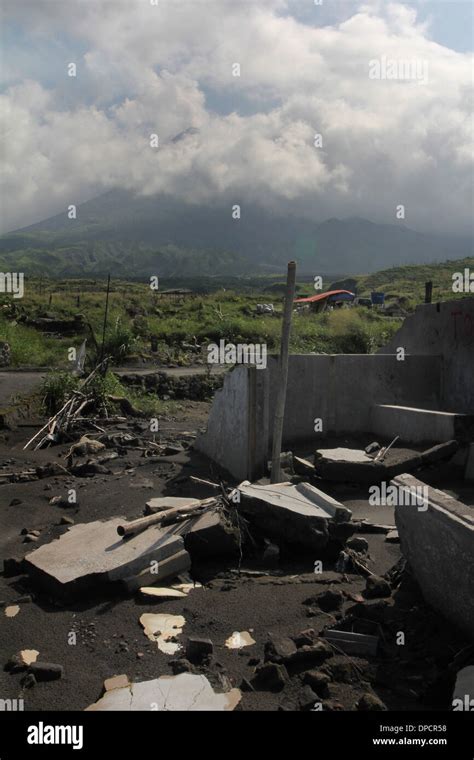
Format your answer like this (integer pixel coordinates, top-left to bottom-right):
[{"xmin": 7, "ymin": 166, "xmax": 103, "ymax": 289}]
[{"xmin": 0, "ymin": 257, "xmax": 472, "ymax": 369}]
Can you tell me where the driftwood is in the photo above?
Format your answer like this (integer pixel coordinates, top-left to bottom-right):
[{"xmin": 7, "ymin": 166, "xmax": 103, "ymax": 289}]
[{"xmin": 117, "ymin": 497, "xmax": 218, "ymax": 538}]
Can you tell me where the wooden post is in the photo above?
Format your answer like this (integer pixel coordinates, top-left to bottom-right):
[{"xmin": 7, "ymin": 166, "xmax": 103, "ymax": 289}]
[
  {"xmin": 99, "ymin": 274, "xmax": 111, "ymax": 364},
  {"xmin": 425, "ymin": 281, "xmax": 433, "ymax": 304},
  {"xmin": 270, "ymin": 261, "xmax": 296, "ymax": 483}
]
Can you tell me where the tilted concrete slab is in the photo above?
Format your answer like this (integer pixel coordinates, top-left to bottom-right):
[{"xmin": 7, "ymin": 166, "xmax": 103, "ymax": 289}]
[
  {"xmin": 24, "ymin": 518, "xmax": 184, "ymax": 598},
  {"xmin": 392, "ymin": 474, "xmax": 474, "ymax": 640},
  {"xmin": 238, "ymin": 481, "xmax": 352, "ymax": 551},
  {"xmin": 85, "ymin": 673, "xmax": 241, "ymax": 711}
]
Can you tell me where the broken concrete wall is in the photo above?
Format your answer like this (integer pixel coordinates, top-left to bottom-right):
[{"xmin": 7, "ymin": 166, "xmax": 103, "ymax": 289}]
[
  {"xmin": 195, "ymin": 365, "xmax": 268, "ymax": 481},
  {"xmin": 393, "ymin": 474, "xmax": 474, "ymax": 641},
  {"xmin": 196, "ymin": 354, "xmax": 441, "ymax": 480},
  {"xmin": 379, "ymin": 297, "xmax": 474, "ymax": 413},
  {"xmin": 267, "ymin": 354, "xmax": 441, "ymax": 446}
]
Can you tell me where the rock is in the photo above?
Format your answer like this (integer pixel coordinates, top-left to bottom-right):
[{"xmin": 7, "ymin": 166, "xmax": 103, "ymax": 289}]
[
  {"xmin": 314, "ymin": 589, "xmax": 343, "ymax": 613},
  {"xmin": 292, "ymin": 629, "xmax": 317, "ymax": 647},
  {"xmin": 264, "ymin": 636, "xmax": 297, "ymax": 663},
  {"xmin": 303, "ymin": 670, "xmax": 331, "ymax": 698},
  {"xmin": 290, "ymin": 640, "xmax": 334, "ymax": 666},
  {"xmin": 323, "ymin": 659, "xmax": 360, "ymax": 684},
  {"xmin": 251, "ymin": 662, "xmax": 288, "ymax": 692},
  {"xmin": 28, "ymin": 662, "xmax": 64, "ymax": 681},
  {"xmin": 59, "ymin": 516, "xmax": 75, "ymax": 526},
  {"xmin": 365, "ymin": 442, "xmax": 381, "ymax": 455},
  {"xmin": 4, "ymin": 654, "xmax": 26, "ymax": 673},
  {"xmin": 20, "ymin": 673, "xmax": 37, "ymax": 689},
  {"xmin": 186, "ymin": 638, "xmax": 213, "ymax": 663},
  {"xmin": 9, "ymin": 498, "xmax": 22, "ymax": 506},
  {"xmin": 240, "ymin": 677, "xmax": 255, "ymax": 692},
  {"xmin": 357, "ymin": 693, "xmax": 387, "ymax": 711},
  {"xmin": 169, "ymin": 658, "xmax": 195, "ymax": 675},
  {"xmin": 322, "ymin": 699, "xmax": 344, "ymax": 711},
  {"xmin": 163, "ymin": 445, "xmax": 184, "ymax": 456},
  {"xmin": 299, "ymin": 684, "xmax": 319, "ymax": 711},
  {"xmin": 346, "ymin": 536, "xmax": 369, "ymax": 553},
  {"xmin": 23, "ymin": 534, "xmax": 39, "ymax": 543},
  {"xmin": 365, "ymin": 575, "xmax": 391, "ymax": 599}
]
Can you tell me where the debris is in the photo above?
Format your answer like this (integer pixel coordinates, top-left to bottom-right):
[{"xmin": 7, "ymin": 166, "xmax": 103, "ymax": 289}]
[
  {"xmin": 65, "ymin": 435, "xmax": 105, "ymax": 461},
  {"xmin": 140, "ymin": 613, "xmax": 185, "ymax": 655},
  {"xmin": 86, "ymin": 673, "xmax": 241, "ymax": 711},
  {"xmin": 293, "ymin": 456, "xmax": 316, "ymax": 477},
  {"xmin": 186, "ymin": 637, "xmax": 213, "ymax": 663},
  {"xmin": 5, "ymin": 605, "xmax": 19, "ymax": 618},
  {"xmin": 29, "ymin": 662, "xmax": 64, "ymax": 681},
  {"xmin": 323, "ymin": 629, "xmax": 379, "ymax": 657},
  {"xmin": 303, "ymin": 670, "xmax": 331, "ymax": 698},
  {"xmin": 385, "ymin": 530, "xmax": 400, "ymax": 543},
  {"xmin": 364, "ymin": 575, "xmax": 391, "ymax": 599},
  {"xmin": 365, "ymin": 442, "xmax": 381, "ymax": 455},
  {"xmin": 355, "ymin": 519, "xmax": 395, "ymax": 534},
  {"xmin": 298, "ymin": 684, "xmax": 319, "ymax": 711},
  {"xmin": 117, "ymin": 497, "xmax": 217, "ymax": 538},
  {"xmin": 122, "ymin": 549, "xmax": 191, "ymax": 592},
  {"xmin": 24, "ymin": 518, "xmax": 185, "ymax": 598},
  {"xmin": 182, "ymin": 509, "xmax": 240, "ymax": 559},
  {"xmin": 3, "ymin": 557, "xmax": 24, "ymax": 577},
  {"xmin": 225, "ymin": 631, "xmax": 256, "ymax": 650},
  {"xmin": 304, "ymin": 589, "xmax": 343, "ymax": 613},
  {"xmin": 145, "ymin": 496, "xmax": 201, "ymax": 515},
  {"xmin": 104, "ymin": 674, "xmax": 130, "ymax": 692},
  {"xmin": 4, "ymin": 650, "xmax": 39, "ymax": 672},
  {"xmin": 357, "ymin": 693, "xmax": 387, "ymax": 711},
  {"xmin": 251, "ymin": 662, "xmax": 288, "ymax": 692},
  {"xmin": 139, "ymin": 587, "xmax": 188, "ymax": 599},
  {"xmin": 392, "ymin": 473, "xmax": 474, "ymax": 639},
  {"xmin": 238, "ymin": 480, "xmax": 352, "ymax": 551},
  {"xmin": 373, "ymin": 436, "xmax": 399, "ymax": 463},
  {"xmin": 346, "ymin": 536, "xmax": 369, "ymax": 553}
]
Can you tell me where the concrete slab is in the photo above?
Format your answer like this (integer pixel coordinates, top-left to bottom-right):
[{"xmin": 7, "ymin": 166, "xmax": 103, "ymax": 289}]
[
  {"xmin": 85, "ymin": 673, "xmax": 242, "ymax": 711},
  {"xmin": 316, "ymin": 448, "xmax": 372, "ymax": 464},
  {"xmin": 238, "ymin": 481, "xmax": 352, "ymax": 552},
  {"xmin": 24, "ymin": 518, "xmax": 184, "ymax": 597},
  {"xmin": 371, "ymin": 404, "xmax": 473, "ymax": 444},
  {"xmin": 392, "ymin": 474, "xmax": 474, "ymax": 639}
]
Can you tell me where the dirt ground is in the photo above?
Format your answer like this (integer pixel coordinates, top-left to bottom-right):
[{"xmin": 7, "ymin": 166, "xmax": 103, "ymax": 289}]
[{"xmin": 0, "ymin": 397, "xmax": 472, "ymax": 712}]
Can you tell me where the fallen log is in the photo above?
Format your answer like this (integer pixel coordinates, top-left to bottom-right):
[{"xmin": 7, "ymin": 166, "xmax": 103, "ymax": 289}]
[{"xmin": 117, "ymin": 498, "xmax": 218, "ymax": 538}]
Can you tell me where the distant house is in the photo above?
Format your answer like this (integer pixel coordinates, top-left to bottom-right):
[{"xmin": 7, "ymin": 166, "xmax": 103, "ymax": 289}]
[{"xmin": 294, "ymin": 289, "xmax": 355, "ymax": 313}]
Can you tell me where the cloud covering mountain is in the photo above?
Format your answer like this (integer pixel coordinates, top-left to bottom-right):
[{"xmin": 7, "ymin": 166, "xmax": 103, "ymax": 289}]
[{"xmin": 1, "ymin": 0, "xmax": 473, "ymax": 238}]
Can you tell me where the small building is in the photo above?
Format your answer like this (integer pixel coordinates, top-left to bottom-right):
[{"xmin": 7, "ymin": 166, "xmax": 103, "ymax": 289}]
[{"xmin": 294, "ymin": 289, "xmax": 355, "ymax": 313}]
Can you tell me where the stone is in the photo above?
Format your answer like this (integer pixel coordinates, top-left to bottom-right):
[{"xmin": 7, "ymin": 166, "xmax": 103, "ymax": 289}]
[
  {"xmin": 251, "ymin": 662, "xmax": 288, "ymax": 692},
  {"xmin": 9, "ymin": 498, "xmax": 22, "ymax": 506},
  {"xmin": 59, "ymin": 516, "xmax": 75, "ymax": 526},
  {"xmin": 86, "ymin": 673, "xmax": 241, "ymax": 711},
  {"xmin": 357, "ymin": 692, "xmax": 387, "ymax": 711},
  {"xmin": 290, "ymin": 640, "xmax": 333, "ymax": 666},
  {"xmin": 303, "ymin": 670, "xmax": 331, "ymax": 698},
  {"xmin": 298, "ymin": 684, "xmax": 319, "ymax": 711},
  {"xmin": 186, "ymin": 637, "xmax": 213, "ymax": 663},
  {"xmin": 346, "ymin": 536, "xmax": 369, "ymax": 553},
  {"xmin": 365, "ymin": 575, "xmax": 391, "ymax": 599},
  {"xmin": 264, "ymin": 636, "xmax": 297, "ymax": 663},
  {"xmin": 314, "ymin": 589, "xmax": 343, "ymax": 612},
  {"xmin": 104, "ymin": 674, "xmax": 130, "ymax": 692},
  {"xmin": 29, "ymin": 662, "xmax": 64, "ymax": 681}
]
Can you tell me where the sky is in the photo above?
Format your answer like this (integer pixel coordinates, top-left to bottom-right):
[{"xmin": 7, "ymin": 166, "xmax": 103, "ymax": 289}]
[{"xmin": 0, "ymin": 0, "xmax": 473, "ymax": 236}]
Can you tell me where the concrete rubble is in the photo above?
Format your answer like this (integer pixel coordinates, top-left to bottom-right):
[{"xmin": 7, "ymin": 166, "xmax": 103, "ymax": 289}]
[
  {"xmin": 392, "ymin": 473, "xmax": 474, "ymax": 640},
  {"xmin": 237, "ymin": 481, "xmax": 353, "ymax": 551},
  {"xmin": 86, "ymin": 673, "xmax": 242, "ymax": 711}
]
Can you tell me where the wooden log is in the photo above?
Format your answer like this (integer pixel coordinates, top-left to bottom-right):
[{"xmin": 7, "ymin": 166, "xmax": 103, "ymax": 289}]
[{"xmin": 117, "ymin": 498, "xmax": 217, "ymax": 538}]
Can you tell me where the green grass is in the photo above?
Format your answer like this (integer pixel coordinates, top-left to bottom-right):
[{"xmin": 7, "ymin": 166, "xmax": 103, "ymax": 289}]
[{"xmin": 1, "ymin": 257, "xmax": 472, "ymax": 368}]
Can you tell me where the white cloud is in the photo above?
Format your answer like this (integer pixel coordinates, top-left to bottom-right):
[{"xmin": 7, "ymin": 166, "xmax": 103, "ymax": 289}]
[{"xmin": 0, "ymin": 0, "xmax": 472, "ymax": 235}]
